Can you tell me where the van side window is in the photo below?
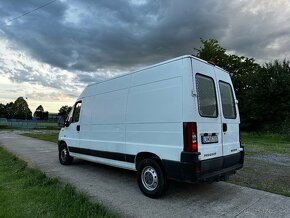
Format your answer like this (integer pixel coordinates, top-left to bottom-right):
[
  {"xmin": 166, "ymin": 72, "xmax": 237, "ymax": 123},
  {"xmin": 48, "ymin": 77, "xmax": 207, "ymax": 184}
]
[
  {"xmin": 219, "ymin": 81, "xmax": 236, "ymax": 119},
  {"xmin": 72, "ymin": 101, "xmax": 82, "ymax": 123},
  {"xmin": 196, "ymin": 74, "xmax": 218, "ymax": 118},
  {"xmin": 66, "ymin": 107, "xmax": 73, "ymax": 123}
]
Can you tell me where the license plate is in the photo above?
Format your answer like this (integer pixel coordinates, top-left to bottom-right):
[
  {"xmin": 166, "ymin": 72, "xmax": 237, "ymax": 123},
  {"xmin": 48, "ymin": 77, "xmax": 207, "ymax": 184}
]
[{"xmin": 201, "ymin": 135, "xmax": 218, "ymax": 144}]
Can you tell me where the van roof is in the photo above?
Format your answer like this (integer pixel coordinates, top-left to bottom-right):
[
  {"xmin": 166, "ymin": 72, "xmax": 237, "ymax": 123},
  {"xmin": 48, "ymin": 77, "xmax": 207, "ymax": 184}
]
[{"xmin": 86, "ymin": 55, "xmax": 228, "ymax": 88}]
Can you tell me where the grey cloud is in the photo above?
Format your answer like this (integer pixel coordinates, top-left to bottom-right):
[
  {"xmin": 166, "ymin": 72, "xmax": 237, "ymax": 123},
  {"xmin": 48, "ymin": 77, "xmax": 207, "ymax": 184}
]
[
  {"xmin": 76, "ymin": 72, "xmax": 106, "ymax": 84},
  {"xmin": 219, "ymin": 1, "xmax": 290, "ymax": 63},
  {"xmin": 9, "ymin": 68, "xmax": 64, "ymax": 89},
  {"xmin": 0, "ymin": 0, "xmax": 230, "ymax": 73},
  {"xmin": 0, "ymin": 0, "xmax": 290, "ymax": 86}
]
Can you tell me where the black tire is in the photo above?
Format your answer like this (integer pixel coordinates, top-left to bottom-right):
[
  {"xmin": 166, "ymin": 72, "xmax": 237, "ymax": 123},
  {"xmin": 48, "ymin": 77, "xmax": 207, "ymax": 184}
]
[
  {"xmin": 59, "ymin": 143, "xmax": 73, "ymax": 165},
  {"xmin": 137, "ymin": 158, "xmax": 168, "ymax": 198}
]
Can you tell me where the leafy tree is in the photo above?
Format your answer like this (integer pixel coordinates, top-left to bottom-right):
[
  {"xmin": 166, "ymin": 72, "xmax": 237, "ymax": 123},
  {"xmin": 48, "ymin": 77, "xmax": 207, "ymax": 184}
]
[
  {"xmin": 195, "ymin": 39, "xmax": 261, "ymax": 95},
  {"xmin": 34, "ymin": 105, "xmax": 44, "ymax": 113},
  {"xmin": 248, "ymin": 60, "xmax": 290, "ymax": 131},
  {"xmin": 0, "ymin": 103, "xmax": 5, "ymax": 118},
  {"xmin": 5, "ymin": 102, "xmax": 14, "ymax": 119},
  {"xmin": 195, "ymin": 39, "xmax": 228, "ymax": 67},
  {"xmin": 58, "ymin": 105, "xmax": 72, "ymax": 116},
  {"xmin": 34, "ymin": 105, "xmax": 48, "ymax": 120},
  {"xmin": 195, "ymin": 39, "xmax": 261, "ymax": 130},
  {"xmin": 42, "ymin": 111, "xmax": 49, "ymax": 120},
  {"xmin": 12, "ymin": 97, "xmax": 32, "ymax": 119}
]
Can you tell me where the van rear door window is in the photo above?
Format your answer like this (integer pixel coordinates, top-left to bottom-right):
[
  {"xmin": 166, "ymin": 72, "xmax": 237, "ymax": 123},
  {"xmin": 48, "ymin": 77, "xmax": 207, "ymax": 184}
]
[
  {"xmin": 219, "ymin": 81, "xmax": 236, "ymax": 119},
  {"xmin": 196, "ymin": 74, "xmax": 218, "ymax": 118}
]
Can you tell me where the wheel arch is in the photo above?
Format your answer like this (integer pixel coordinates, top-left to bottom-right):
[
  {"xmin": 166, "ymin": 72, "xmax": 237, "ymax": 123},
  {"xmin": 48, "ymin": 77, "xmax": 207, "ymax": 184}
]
[
  {"xmin": 58, "ymin": 140, "xmax": 67, "ymax": 150},
  {"xmin": 135, "ymin": 152, "xmax": 165, "ymax": 172}
]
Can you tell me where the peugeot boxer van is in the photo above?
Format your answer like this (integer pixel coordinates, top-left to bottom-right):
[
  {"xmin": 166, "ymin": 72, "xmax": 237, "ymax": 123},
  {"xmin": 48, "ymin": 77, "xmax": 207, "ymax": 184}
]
[{"xmin": 58, "ymin": 55, "xmax": 244, "ymax": 198}]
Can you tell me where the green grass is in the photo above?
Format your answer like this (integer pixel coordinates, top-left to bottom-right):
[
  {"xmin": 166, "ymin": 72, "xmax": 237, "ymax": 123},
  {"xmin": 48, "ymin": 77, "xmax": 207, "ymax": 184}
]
[
  {"xmin": 21, "ymin": 133, "xmax": 58, "ymax": 143},
  {"xmin": 241, "ymin": 132, "xmax": 290, "ymax": 156},
  {"xmin": 36, "ymin": 122, "xmax": 59, "ymax": 130},
  {"xmin": 0, "ymin": 146, "xmax": 117, "ymax": 218}
]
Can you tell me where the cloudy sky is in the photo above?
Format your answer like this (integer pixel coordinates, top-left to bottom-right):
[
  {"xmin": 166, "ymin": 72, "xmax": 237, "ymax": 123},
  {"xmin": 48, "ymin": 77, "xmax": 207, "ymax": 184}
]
[{"xmin": 0, "ymin": 0, "xmax": 289, "ymax": 113}]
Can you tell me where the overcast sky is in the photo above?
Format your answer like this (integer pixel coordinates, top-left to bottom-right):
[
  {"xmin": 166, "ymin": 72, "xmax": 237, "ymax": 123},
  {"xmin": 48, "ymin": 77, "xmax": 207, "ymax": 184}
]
[{"xmin": 0, "ymin": 0, "xmax": 289, "ymax": 113}]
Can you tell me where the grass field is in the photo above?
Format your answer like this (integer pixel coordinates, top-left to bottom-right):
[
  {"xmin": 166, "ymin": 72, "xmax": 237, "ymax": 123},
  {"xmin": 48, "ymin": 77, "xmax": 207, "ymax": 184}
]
[
  {"xmin": 241, "ymin": 132, "xmax": 290, "ymax": 156},
  {"xmin": 0, "ymin": 146, "xmax": 117, "ymax": 218}
]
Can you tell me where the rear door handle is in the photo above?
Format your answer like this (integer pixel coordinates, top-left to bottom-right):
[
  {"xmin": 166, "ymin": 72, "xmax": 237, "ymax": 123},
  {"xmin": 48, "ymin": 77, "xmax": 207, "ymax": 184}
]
[
  {"xmin": 223, "ymin": 123, "xmax": 227, "ymax": 132},
  {"xmin": 76, "ymin": 125, "xmax": 80, "ymax": 131}
]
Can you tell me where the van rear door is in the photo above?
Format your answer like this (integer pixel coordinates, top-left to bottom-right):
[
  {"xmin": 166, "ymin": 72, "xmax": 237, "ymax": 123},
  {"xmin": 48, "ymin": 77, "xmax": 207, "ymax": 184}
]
[
  {"xmin": 214, "ymin": 68, "xmax": 241, "ymax": 156},
  {"xmin": 191, "ymin": 60, "xmax": 223, "ymax": 161}
]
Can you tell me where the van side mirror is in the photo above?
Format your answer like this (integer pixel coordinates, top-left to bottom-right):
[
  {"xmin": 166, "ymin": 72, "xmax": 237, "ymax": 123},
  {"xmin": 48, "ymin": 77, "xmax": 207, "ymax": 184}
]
[
  {"xmin": 64, "ymin": 120, "xmax": 70, "ymax": 127},
  {"xmin": 58, "ymin": 115, "xmax": 69, "ymax": 128}
]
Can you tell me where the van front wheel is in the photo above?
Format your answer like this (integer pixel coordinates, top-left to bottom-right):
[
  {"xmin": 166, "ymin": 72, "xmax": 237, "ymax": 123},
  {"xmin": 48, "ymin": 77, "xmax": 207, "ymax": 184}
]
[
  {"xmin": 137, "ymin": 158, "xmax": 168, "ymax": 198},
  {"xmin": 59, "ymin": 143, "xmax": 73, "ymax": 165}
]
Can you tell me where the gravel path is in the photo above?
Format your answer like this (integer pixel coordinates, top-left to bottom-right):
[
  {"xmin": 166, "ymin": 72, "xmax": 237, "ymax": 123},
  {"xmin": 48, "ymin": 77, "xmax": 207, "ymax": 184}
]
[
  {"xmin": 248, "ymin": 153, "xmax": 290, "ymax": 166},
  {"xmin": 229, "ymin": 152, "xmax": 290, "ymax": 196}
]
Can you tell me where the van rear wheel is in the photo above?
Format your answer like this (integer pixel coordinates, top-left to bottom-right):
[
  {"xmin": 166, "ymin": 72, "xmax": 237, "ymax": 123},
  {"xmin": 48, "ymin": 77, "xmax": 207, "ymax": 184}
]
[
  {"xmin": 59, "ymin": 143, "xmax": 73, "ymax": 165},
  {"xmin": 137, "ymin": 158, "xmax": 168, "ymax": 198}
]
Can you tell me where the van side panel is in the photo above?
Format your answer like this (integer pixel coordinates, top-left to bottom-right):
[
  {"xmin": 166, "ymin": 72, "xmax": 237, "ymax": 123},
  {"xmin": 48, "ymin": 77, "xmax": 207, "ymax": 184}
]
[
  {"xmin": 125, "ymin": 60, "xmax": 187, "ymax": 161},
  {"xmin": 126, "ymin": 78, "xmax": 181, "ymax": 123},
  {"xmin": 95, "ymin": 75, "xmax": 131, "ymax": 94},
  {"xmin": 78, "ymin": 75, "xmax": 131, "ymax": 155}
]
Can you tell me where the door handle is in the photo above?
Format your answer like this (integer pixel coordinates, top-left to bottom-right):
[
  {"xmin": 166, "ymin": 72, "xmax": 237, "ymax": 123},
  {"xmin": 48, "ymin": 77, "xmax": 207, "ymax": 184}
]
[
  {"xmin": 76, "ymin": 125, "xmax": 80, "ymax": 131},
  {"xmin": 223, "ymin": 123, "xmax": 227, "ymax": 132}
]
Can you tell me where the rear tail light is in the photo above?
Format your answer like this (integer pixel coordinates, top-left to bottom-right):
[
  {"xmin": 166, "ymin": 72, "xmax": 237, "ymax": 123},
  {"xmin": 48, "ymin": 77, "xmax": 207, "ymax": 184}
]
[
  {"xmin": 183, "ymin": 122, "xmax": 198, "ymax": 152},
  {"xmin": 195, "ymin": 165, "xmax": 200, "ymax": 172}
]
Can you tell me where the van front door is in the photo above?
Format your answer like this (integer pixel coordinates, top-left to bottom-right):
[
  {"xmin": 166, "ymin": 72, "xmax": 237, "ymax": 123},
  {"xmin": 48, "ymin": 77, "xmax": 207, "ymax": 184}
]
[
  {"xmin": 64, "ymin": 101, "xmax": 82, "ymax": 149},
  {"xmin": 214, "ymin": 68, "xmax": 240, "ymax": 156},
  {"xmin": 192, "ymin": 60, "xmax": 223, "ymax": 161}
]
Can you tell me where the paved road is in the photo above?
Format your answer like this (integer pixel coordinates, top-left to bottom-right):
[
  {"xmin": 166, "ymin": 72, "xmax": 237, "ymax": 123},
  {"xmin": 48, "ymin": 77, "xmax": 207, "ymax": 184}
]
[{"xmin": 1, "ymin": 132, "xmax": 290, "ymax": 218}]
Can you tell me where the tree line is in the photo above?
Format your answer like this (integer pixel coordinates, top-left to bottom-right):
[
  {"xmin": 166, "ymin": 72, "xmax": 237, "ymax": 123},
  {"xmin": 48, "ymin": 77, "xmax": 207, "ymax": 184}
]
[
  {"xmin": 0, "ymin": 97, "xmax": 72, "ymax": 120},
  {"xmin": 195, "ymin": 39, "xmax": 290, "ymax": 132},
  {"xmin": 0, "ymin": 97, "xmax": 32, "ymax": 119}
]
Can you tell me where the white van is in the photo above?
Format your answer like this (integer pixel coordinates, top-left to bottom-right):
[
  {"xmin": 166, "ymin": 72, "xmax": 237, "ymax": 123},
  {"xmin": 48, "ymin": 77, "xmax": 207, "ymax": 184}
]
[{"xmin": 58, "ymin": 55, "xmax": 244, "ymax": 198}]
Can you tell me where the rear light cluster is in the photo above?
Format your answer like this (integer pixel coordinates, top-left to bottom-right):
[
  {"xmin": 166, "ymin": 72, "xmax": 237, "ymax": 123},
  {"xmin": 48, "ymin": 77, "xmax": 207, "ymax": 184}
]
[{"xmin": 183, "ymin": 122, "xmax": 198, "ymax": 152}]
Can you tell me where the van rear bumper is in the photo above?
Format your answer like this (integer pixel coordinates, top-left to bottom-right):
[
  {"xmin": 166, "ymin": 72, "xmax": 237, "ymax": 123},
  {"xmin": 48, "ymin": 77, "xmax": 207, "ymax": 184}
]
[{"xmin": 162, "ymin": 150, "xmax": 244, "ymax": 182}]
